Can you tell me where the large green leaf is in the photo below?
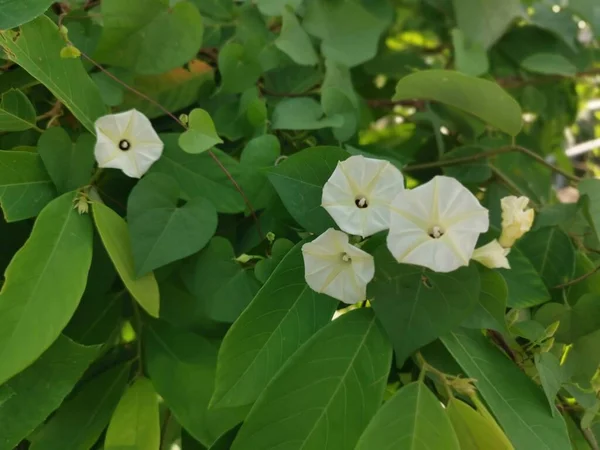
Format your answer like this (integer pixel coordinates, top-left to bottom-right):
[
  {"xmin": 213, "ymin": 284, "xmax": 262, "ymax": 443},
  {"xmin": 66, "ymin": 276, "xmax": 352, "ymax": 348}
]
[
  {"xmin": 95, "ymin": 0, "xmax": 203, "ymax": 75},
  {"xmin": 93, "ymin": 202, "xmax": 160, "ymax": 318},
  {"xmin": 0, "ymin": 150, "xmax": 55, "ymax": 222},
  {"xmin": 497, "ymin": 246, "xmax": 550, "ymax": 308},
  {"xmin": 356, "ymin": 382, "xmax": 460, "ymax": 450},
  {"xmin": 127, "ymin": 173, "xmax": 217, "ymax": 276},
  {"xmin": 211, "ymin": 242, "xmax": 337, "ymax": 408},
  {"xmin": 145, "ymin": 319, "xmax": 247, "ymax": 447},
  {"xmin": 0, "ymin": 16, "xmax": 108, "ymax": 134},
  {"xmin": 0, "ymin": 0, "xmax": 54, "ymax": 29},
  {"xmin": 369, "ymin": 246, "xmax": 480, "ymax": 364},
  {"xmin": 275, "ymin": 9, "xmax": 318, "ymax": 66},
  {"xmin": 29, "ymin": 364, "xmax": 130, "ymax": 450},
  {"xmin": 0, "ymin": 192, "xmax": 93, "ymax": 386},
  {"xmin": 150, "ymin": 134, "xmax": 247, "ymax": 214},
  {"xmin": 37, "ymin": 128, "xmax": 95, "ymax": 194},
  {"xmin": 518, "ymin": 227, "xmax": 575, "ymax": 288},
  {"xmin": 104, "ymin": 377, "xmax": 160, "ymax": 450},
  {"xmin": 0, "ymin": 89, "xmax": 37, "ymax": 132},
  {"xmin": 393, "ymin": 70, "xmax": 522, "ymax": 136},
  {"xmin": 231, "ymin": 308, "xmax": 392, "ymax": 450},
  {"xmin": 580, "ymin": 179, "xmax": 600, "ymax": 241},
  {"xmin": 267, "ymin": 146, "xmax": 348, "ymax": 233},
  {"xmin": 0, "ymin": 335, "xmax": 99, "ymax": 450},
  {"xmin": 442, "ymin": 328, "xmax": 571, "ymax": 450},
  {"xmin": 462, "ymin": 268, "xmax": 508, "ymax": 333}
]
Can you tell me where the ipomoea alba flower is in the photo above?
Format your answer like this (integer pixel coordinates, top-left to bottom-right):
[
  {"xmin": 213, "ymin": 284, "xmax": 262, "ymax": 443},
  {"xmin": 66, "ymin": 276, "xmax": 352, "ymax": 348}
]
[
  {"xmin": 302, "ymin": 228, "xmax": 375, "ymax": 304},
  {"xmin": 472, "ymin": 239, "xmax": 510, "ymax": 269},
  {"xmin": 387, "ymin": 175, "xmax": 489, "ymax": 273},
  {"xmin": 94, "ymin": 109, "xmax": 164, "ymax": 178},
  {"xmin": 499, "ymin": 196, "xmax": 534, "ymax": 248},
  {"xmin": 322, "ymin": 155, "xmax": 404, "ymax": 238}
]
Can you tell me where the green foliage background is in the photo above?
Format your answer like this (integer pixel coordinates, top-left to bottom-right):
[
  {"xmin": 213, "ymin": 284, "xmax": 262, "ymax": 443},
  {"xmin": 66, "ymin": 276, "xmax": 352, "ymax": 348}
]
[{"xmin": 0, "ymin": 0, "xmax": 600, "ymax": 449}]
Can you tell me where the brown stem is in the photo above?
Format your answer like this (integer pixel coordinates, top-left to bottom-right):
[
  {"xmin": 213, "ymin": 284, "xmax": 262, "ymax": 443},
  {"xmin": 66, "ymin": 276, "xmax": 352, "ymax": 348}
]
[{"xmin": 554, "ymin": 264, "xmax": 600, "ymax": 289}]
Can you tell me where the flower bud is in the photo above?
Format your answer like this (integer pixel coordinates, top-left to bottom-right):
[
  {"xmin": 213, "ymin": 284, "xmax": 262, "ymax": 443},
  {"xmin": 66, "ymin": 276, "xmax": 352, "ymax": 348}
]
[
  {"xmin": 498, "ymin": 196, "xmax": 534, "ymax": 248},
  {"xmin": 472, "ymin": 239, "xmax": 510, "ymax": 269}
]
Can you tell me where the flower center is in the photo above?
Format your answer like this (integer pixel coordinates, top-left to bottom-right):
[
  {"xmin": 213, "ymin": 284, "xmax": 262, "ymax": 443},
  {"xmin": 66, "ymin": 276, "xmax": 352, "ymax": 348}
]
[
  {"xmin": 341, "ymin": 253, "xmax": 352, "ymax": 263},
  {"xmin": 429, "ymin": 226, "xmax": 444, "ymax": 239},
  {"xmin": 118, "ymin": 139, "xmax": 131, "ymax": 151},
  {"xmin": 355, "ymin": 196, "xmax": 369, "ymax": 209}
]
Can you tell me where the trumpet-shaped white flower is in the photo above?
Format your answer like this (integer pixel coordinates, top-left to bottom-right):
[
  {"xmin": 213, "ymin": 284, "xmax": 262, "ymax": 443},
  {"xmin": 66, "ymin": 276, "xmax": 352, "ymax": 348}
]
[
  {"xmin": 499, "ymin": 196, "xmax": 535, "ymax": 248},
  {"xmin": 322, "ymin": 155, "xmax": 404, "ymax": 238},
  {"xmin": 302, "ymin": 228, "xmax": 374, "ymax": 304},
  {"xmin": 94, "ymin": 109, "xmax": 164, "ymax": 179},
  {"xmin": 472, "ymin": 239, "xmax": 510, "ymax": 269},
  {"xmin": 387, "ymin": 175, "xmax": 489, "ymax": 273}
]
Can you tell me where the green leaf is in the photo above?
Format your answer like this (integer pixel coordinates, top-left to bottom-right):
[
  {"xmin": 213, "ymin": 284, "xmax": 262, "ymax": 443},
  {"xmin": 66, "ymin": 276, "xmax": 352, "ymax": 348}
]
[
  {"xmin": 127, "ymin": 173, "xmax": 217, "ymax": 276},
  {"xmin": 211, "ymin": 242, "xmax": 337, "ymax": 409},
  {"xmin": 535, "ymin": 294, "xmax": 600, "ymax": 344},
  {"xmin": 521, "ymin": 53, "xmax": 577, "ymax": 77},
  {"xmin": 442, "ymin": 328, "xmax": 571, "ymax": 450},
  {"xmin": 462, "ymin": 268, "xmax": 508, "ymax": 334},
  {"xmin": 0, "ymin": 0, "xmax": 54, "ymax": 29},
  {"xmin": 565, "ymin": 253, "xmax": 600, "ymax": 304},
  {"xmin": 356, "ymin": 381, "xmax": 460, "ymax": 450},
  {"xmin": 239, "ymin": 134, "xmax": 280, "ymax": 212},
  {"xmin": 451, "ymin": 0, "xmax": 522, "ymax": 49},
  {"xmin": 303, "ymin": 0, "xmax": 392, "ymax": 67},
  {"xmin": 0, "ymin": 16, "xmax": 108, "ymax": 134},
  {"xmin": 275, "ymin": 9, "xmax": 318, "ymax": 66},
  {"xmin": 0, "ymin": 335, "xmax": 99, "ymax": 450},
  {"xmin": 569, "ymin": 0, "xmax": 600, "ymax": 36},
  {"xmin": 271, "ymin": 97, "xmax": 344, "ymax": 131},
  {"xmin": 95, "ymin": 0, "xmax": 203, "ymax": 75},
  {"xmin": 181, "ymin": 237, "xmax": 259, "ymax": 323},
  {"xmin": 0, "ymin": 89, "xmax": 37, "ymax": 132},
  {"xmin": 447, "ymin": 398, "xmax": 514, "ymax": 450},
  {"xmin": 535, "ymin": 352, "xmax": 567, "ymax": 417},
  {"xmin": 393, "ymin": 70, "xmax": 522, "ymax": 136},
  {"xmin": 231, "ymin": 308, "xmax": 392, "ymax": 450},
  {"xmin": 580, "ymin": 179, "xmax": 600, "ymax": 241},
  {"xmin": 254, "ymin": 238, "xmax": 294, "ymax": 283},
  {"xmin": 451, "ymin": 29, "xmax": 489, "ymax": 77},
  {"xmin": 498, "ymin": 246, "xmax": 550, "ymax": 308},
  {"xmin": 105, "ymin": 377, "xmax": 160, "ymax": 450},
  {"xmin": 256, "ymin": 0, "xmax": 302, "ymax": 15},
  {"xmin": 93, "ymin": 201, "xmax": 160, "ymax": 318},
  {"xmin": 29, "ymin": 363, "xmax": 130, "ymax": 450},
  {"xmin": 218, "ymin": 41, "xmax": 262, "ymax": 94},
  {"xmin": 267, "ymin": 146, "xmax": 347, "ymax": 233},
  {"xmin": 518, "ymin": 227, "xmax": 576, "ymax": 288},
  {"xmin": 145, "ymin": 319, "xmax": 247, "ymax": 447},
  {"xmin": 179, "ymin": 109, "xmax": 223, "ymax": 155},
  {"xmin": 321, "ymin": 60, "xmax": 359, "ymax": 141},
  {"xmin": 442, "ymin": 146, "xmax": 492, "ymax": 184},
  {"xmin": 0, "ymin": 150, "xmax": 55, "ymax": 222},
  {"xmin": 150, "ymin": 134, "xmax": 247, "ymax": 214},
  {"xmin": 37, "ymin": 128, "xmax": 95, "ymax": 194},
  {"xmin": 0, "ymin": 192, "xmax": 93, "ymax": 386},
  {"xmin": 369, "ymin": 247, "xmax": 480, "ymax": 364}
]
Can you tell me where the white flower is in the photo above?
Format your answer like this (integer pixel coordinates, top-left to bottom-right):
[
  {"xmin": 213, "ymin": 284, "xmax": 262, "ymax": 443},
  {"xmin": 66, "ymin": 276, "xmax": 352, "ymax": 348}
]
[
  {"xmin": 499, "ymin": 196, "xmax": 535, "ymax": 248},
  {"xmin": 321, "ymin": 155, "xmax": 404, "ymax": 238},
  {"xmin": 387, "ymin": 175, "xmax": 489, "ymax": 273},
  {"xmin": 94, "ymin": 109, "xmax": 164, "ymax": 179},
  {"xmin": 302, "ymin": 228, "xmax": 375, "ymax": 304},
  {"xmin": 472, "ymin": 239, "xmax": 510, "ymax": 269}
]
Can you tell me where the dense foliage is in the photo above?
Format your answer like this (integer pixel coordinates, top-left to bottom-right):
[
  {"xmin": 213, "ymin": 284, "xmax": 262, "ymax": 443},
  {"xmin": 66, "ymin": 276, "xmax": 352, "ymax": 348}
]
[{"xmin": 1, "ymin": 0, "xmax": 600, "ymax": 449}]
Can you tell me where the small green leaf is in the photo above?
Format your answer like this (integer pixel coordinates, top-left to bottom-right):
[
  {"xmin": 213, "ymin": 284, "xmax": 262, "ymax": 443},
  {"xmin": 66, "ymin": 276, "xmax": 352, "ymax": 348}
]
[
  {"xmin": 0, "ymin": 0, "xmax": 54, "ymax": 29},
  {"xmin": 93, "ymin": 201, "xmax": 160, "ymax": 318},
  {"xmin": 498, "ymin": 246, "xmax": 550, "ymax": 308},
  {"xmin": 239, "ymin": 134, "xmax": 280, "ymax": 211},
  {"xmin": 0, "ymin": 150, "xmax": 55, "ymax": 222},
  {"xmin": 321, "ymin": 60, "xmax": 359, "ymax": 141},
  {"xmin": 128, "ymin": 173, "xmax": 218, "ymax": 276},
  {"xmin": 256, "ymin": 0, "xmax": 302, "ymax": 15},
  {"xmin": 462, "ymin": 268, "xmax": 508, "ymax": 333},
  {"xmin": 95, "ymin": 0, "xmax": 203, "ymax": 75},
  {"xmin": 356, "ymin": 382, "xmax": 460, "ymax": 450},
  {"xmin": 369, "ymin": 246, "xmax": 480, "ymax": 364},
  {"xmin": 105, "ymin": 378, "xmax": 160, "ymax": 450},
  {"xmin": 0, "ymin": 193, "xmax": 93, "ymax": 386},
  {"xmin": 535, "ymin": 352, "xmax": 567, "ymax": 416},
  {"xmin": 451, "ymin": 29, "xmax": 489, "ymax": 77},
  {"xmin": 275, "ymin": 9, "xmax": 318, "ymax": 66},
  {"xmin": 29, "ymin": 364, "xmax": 130, "ymax": 450},
  {"xmin": 442, "ymin": 329, "xmax": 571, "ymax": 450},
  {"xmin": 0, "ymin": 335, "xmax": 99, "ymax": 450},
  {"xmin": 271, "ymin": 97, "xmax": 344, "ymax": 131},
  {"xmin": 0, "ymin": 16, "xmax": 109, "ymax": 134},
  {"xmin": 0, "ymin": 89, "xmax": 37, "ymax": 132},
  {"xmin": 267, "ymin": 146, "xmax": 348, "ymax": 233},
  {"xmin": 254, "ymin": 238, "xmax": 294, "ymax": 283},
  {"xmin": 580, "ymin": 178, "xmax": 600, "ymax": 241},
  {"xmin": 231, "ymin": 309, "xmax": 392, "ymax": 450},
  {"xmin": 393, "ymin": 70, "xmax": 522, "ymax": 136},
  {"xmin": 179, "ymin": 109, "xmax": 223, "ymax": 155},
  {"xmin": 37, "ymin": 128, "xmax": 95, "ymax": 194},
  {"xmin": 218, "ymin": 41, "xmax": 262, "ymax": 94},
  {"xmin": 535, "ymin": 294, "xmax": 600, "ymax": 344},
  {"xmin": 521, "ymin": 53, "xmax": 577, "ymax": 77},
  {"xmin": 211, "ymin": 242, "xmax": 337, "ymax": 409}
]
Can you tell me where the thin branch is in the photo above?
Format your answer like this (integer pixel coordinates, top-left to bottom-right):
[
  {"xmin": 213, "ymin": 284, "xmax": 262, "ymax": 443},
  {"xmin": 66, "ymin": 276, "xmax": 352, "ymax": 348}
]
[{"xmin": 554, "ymin": 264, "xmax": 600, "ymax": 289}]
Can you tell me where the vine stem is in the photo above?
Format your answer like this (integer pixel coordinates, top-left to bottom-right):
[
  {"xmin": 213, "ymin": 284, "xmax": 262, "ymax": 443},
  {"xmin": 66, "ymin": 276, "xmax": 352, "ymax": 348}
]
[
  {"xmin": 403, "ymin": 145, "xmax": 580, "ymax": 183},
  {"xmin": 554, "ymin": 264, "xmax": 600, "ymax": 289}
]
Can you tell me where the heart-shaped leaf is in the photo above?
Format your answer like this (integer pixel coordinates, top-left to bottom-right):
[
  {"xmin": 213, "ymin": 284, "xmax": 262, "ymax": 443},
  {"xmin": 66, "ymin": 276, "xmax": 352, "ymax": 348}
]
[{"xmin": 179, "ymin": 109, "xmax": 223, "ymax": 155}]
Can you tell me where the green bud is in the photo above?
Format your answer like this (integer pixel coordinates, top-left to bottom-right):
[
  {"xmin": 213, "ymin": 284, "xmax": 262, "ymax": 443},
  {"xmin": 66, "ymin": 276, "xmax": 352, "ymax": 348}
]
[
  {"xmin": 266, "ymin": 231, "xmax": 276, "ymax": 243},
  {"xmin": 544, "ymin": 321, "xmax": 561, "ymax": 340},
  {"xmin": 235, "ymin": 254, "xmax": 253, "ymax": 264},
  {"xmin": 60, "ymin": 45, "xmax": 81, "ymax": 59}
]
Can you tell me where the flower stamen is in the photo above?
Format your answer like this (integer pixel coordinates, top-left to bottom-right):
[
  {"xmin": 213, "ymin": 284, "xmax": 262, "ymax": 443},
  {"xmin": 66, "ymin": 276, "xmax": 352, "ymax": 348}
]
[
  {"xmin": 341, "ymin": 253, "xmax": 352, "ymax": 263},
  {"xmin": 355, "ymin": 196, "xmax": 368, "ymax": 209},
  {"xmin": 429, "ymin": 226, "xmax": 444, "ymax": 239},
  {"xmin": 118, "ymin": 139, "xmax": 131, "ymax": 151}
]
